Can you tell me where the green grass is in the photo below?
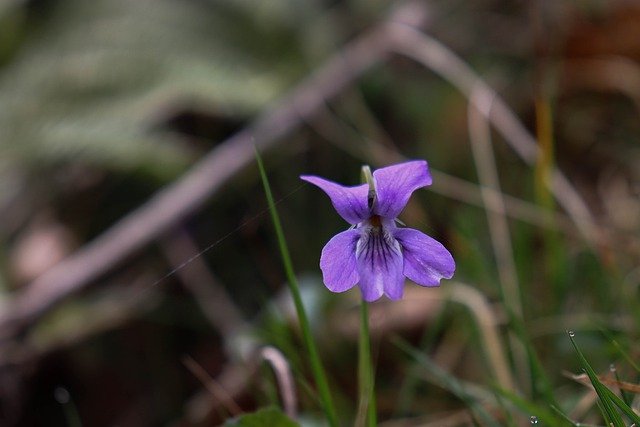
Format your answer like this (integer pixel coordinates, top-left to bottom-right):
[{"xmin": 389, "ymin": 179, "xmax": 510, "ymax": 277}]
[
  {"xmin": 256, "ymin": 148, "xmax": 338, "ymax": 427},
  {"xmin": 4, "ymin": 1, "xmax": 640, "ymax": 426},
  {"xmin": 568, "ymin": 332, "xmax": 640, "ymax": 426}
]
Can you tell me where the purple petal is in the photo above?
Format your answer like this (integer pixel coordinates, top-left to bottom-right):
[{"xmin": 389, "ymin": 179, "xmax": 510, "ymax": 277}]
[
  {"xmin": 394, "ymin": 227, "xmax": 455, "ymax": 286},
  {"xmin": 320, "ymin": 229, "xmax": 360, "ymax": 293},
  {"xmin": 372, "ymin": 160, "xmax": 432, "ymax": 218},
  {"xmin": 356, "ymin": 225, "xmax": 405, "ymax": 301},
  {"xmin": 301, "ymin": 175, "xmax": 370, "ymax": 224}
]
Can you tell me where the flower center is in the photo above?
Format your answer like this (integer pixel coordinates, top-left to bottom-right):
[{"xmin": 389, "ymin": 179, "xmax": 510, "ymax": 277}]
[{"xmin": 368, "ymin": 214, "xmax": 382, "ymax": 228}]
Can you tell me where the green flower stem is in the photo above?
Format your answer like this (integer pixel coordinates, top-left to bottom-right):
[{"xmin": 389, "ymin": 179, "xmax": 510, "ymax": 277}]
[
  {"xmin": 358, "ymin": 301, "xmax": 377, "ymax": 427},
  {"xmin": 255, "ymin": 149, "xmax": 338, "ymax": 427},
  {"xmin": 358, "ymin": 165, "xmax": 376, "ymax": 427}
]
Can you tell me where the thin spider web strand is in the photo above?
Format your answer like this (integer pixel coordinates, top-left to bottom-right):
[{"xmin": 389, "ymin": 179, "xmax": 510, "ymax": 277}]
[{"xmin": 143, "ymin": 182, "xmax": 308, "ymax": 293}]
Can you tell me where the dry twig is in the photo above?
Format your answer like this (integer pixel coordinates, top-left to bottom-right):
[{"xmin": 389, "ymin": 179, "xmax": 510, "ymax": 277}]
[
  {"xmin": 0, "ymin": 1, "xmax": 426, "ymax": 340},
  {"xmin": 182, "ymin": 355, "xmax": 243, "ymax": 418}
]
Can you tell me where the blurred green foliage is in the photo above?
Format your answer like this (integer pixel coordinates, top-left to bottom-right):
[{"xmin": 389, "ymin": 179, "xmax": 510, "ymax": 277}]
[
  {"xmin": 1, "ymin": 0, "xmax": 640, "ymax": 426},
  {"xmin": 224, "ymin": 407, "xmax": 300, "ymax": 427},
  {"xmin": 0, "ymin": 0, "xmax": 310, "ymax": 183}
]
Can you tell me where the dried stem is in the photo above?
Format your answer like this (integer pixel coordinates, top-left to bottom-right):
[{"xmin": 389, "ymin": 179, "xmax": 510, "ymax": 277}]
[
  {"xmin": 182, "ymin": 355, "xmax": 243, "ymax": 418},
  {"xmin": 467, "ymin": 87, "xmax": 528, "ymax": 391},
  {"xmin": 468, "ymin": 88, "xmax": 522, "ymax": 316},
  {"xmin": 445, "ymin": 282, "xmax": 516, "ymax": 392},
  {"xmin": 259, "ymin": 346, "xmax": 298, "ymax": 419}
]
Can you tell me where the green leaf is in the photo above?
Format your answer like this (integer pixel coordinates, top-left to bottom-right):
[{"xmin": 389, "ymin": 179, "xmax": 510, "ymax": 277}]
[
  {"xmin": 224, "ymin": 407, "xmax": 300, "ymax": 427},
  {"xmin": 0, "ymin": 0, "xmax": 303, "ymax": 180}
]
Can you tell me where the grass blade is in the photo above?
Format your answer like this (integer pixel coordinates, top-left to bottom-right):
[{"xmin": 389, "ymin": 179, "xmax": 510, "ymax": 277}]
[
  {"xmin": 599, "ymin": 327, "xmax": 640, "ymax": 374},
  {"xmin": 392, "ymin": 336, "xmax": 501, "ymax": 427},
  {"xmin": 394, "ymin": 302, "xmax": 449, "ymax": 415},
  {"xmin": 255, "ymin": 148, "xmax": 338, "ymax": 427},
  {"xmin": 550, "ymin": 405, "xmax": 580, "ymax": 427},
  {"xmin": 600, "ymin": 384, "xmax": 640, "ymax": 424},
  {"xmin": 493, "ymin": 387, "xmax": 563, "ymax": 426},
  {"xmin": 567, "ymin": 332, "xmax": 634, "ymax": 427},
  {"xmin": 507, "ymin": 307, "xmax": 559, "ymax": 408}
]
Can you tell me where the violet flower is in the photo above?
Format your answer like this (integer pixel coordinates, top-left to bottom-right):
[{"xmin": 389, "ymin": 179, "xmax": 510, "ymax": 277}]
[{"xmin": 301, "ymin": 160, "xmax": 455, "ymax": 302}]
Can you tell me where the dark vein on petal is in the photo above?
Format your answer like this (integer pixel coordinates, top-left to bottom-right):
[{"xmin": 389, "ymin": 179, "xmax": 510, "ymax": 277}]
[
  {"xmin": 380, "ymin": 234, "xmax": 389, "ymax": 270},
  {"xmin": 378, "ymin": 236, "xmax": 383, "ymax": 269},
  {"xmin": 363, "ymin": 234, "xmax": 371, "ymax": 266},
  {"xmin": 370, "ymin": 233, "xmax": 376, "ymax": 271}
]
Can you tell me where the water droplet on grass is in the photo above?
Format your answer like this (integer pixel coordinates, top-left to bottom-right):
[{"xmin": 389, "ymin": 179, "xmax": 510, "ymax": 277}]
[
  {"xmin": 568, "ymin": 330, "xmax": 575, "ymax": 337},
  {"xmin": 54, "ymin": 386, "xmax": 70, "ymax": 404},
  {"xmin": 609, "ymin": 363, "xmax": 616, "ymax": 372},
  {"xmin": 530, "ymin": 415, "xmax": 539, "ymax": 424}
]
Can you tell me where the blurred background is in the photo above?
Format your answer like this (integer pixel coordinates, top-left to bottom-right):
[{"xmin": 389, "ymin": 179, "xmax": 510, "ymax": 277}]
[{"xmin": 0, "ymin": 0, "xmax": 639, "ymax": 426}]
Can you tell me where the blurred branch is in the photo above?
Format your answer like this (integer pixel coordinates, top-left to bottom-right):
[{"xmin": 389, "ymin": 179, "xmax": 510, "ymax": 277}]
[
  {"xmin": 386, "ymin": 23, "xmax": 600, "ymax": 244},
  {"xmin": 468, "ymin": 88, "xmax": 522, "ymax": 317},
  {"xmin": 0, "ymin": 1, "xmax": 601, "ymax": 349},
  {"xmin": 467, "ymin": 88, "xmax": 529, "ymax": 392},
  {"xmin": 445, "ymin": 282, "xmax": 516, "ymax": 393},
  {"xmin": 0, "ymin": 275, "xmax": 160, "ymax": 367},
  {"xmin": 160, "ymin": 228, "xmax": 247, "ymax": 339},
  {"xmin": 563, "ymin": 57, "xmax": 640, "ymax": 116},
  {"xmin": 182, "ymin": 355, "xmax": 243, "ymax": 419},
  {"xmin": 331, "ymin": 283, "xmax": 515, "ymax": 393},
  {"xmin": 259, "ymin": 346, "xmax": 297, "ymax": 419},
  {"xmin": 309, "ymin": 99, "xmax": 574, "ymax": 234},
  {"xmin": 0, "ymin": 1, "xmax": 430, "ymax": 340},
  {"xmin": 184, "ymin": 361, "xmax": 255, "ymax": 424},
  {"xmin": 184, "ymin": 341, "xmax": 300, "ymax": 424}
]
